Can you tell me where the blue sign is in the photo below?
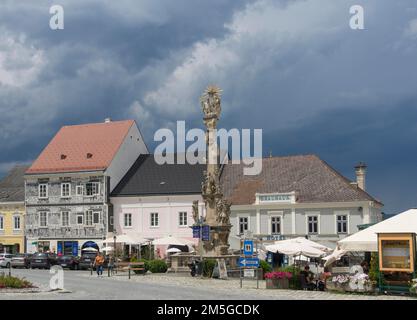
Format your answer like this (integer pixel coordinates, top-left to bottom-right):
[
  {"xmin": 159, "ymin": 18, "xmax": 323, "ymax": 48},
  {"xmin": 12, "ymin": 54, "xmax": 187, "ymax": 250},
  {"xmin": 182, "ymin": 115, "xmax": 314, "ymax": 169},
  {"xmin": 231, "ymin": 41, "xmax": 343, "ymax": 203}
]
[
  {"xmin": 192, "ymin": 226, "xmax": 201, "ymax": 238},
  {"xmin": 202, "ymin": 225, "xmax": 210, "ymax": 241},
  {"xmin": 239, "ymin": 257, "xmax": 259, "ymax": 268},
  {"xmin": 243, "ymin": 240, "xmax": 254, "ymax": 256}
]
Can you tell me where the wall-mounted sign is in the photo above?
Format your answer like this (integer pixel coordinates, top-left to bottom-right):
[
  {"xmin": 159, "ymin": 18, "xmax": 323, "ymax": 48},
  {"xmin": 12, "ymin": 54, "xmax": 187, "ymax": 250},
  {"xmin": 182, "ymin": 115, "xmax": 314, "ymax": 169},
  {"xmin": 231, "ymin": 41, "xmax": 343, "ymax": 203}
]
[
  {"xmin": 243, "ymin": 240, "xmax": 254, "ymax": 256},
  {"xmin": 202, "ymin": 225, "xmax": 210, "ymax": 241},
  {"xmin": 378, "ymin": 233, "xmax": 415, "ymax": 272},
  {"xmin": 192, "ymin": 226, "xmax": 201, "ymax": 238}
]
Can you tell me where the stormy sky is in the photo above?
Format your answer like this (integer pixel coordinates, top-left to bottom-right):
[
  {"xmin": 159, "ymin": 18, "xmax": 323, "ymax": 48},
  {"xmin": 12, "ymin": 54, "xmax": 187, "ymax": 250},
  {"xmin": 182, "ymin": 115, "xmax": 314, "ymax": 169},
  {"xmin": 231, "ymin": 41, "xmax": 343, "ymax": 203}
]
[{"xmin": 0, "ymin": 0, "xmax": 416, "ymax": 214}]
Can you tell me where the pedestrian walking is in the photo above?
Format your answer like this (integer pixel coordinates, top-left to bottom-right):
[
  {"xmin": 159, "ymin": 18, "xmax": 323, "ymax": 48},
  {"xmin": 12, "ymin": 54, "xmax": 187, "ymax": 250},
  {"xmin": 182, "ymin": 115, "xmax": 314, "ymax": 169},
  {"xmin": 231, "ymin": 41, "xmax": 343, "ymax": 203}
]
[
  {"xmin": 94, "ymin": 252, "xmax": 105, "ymax": 277},
  {"xmin": 108, "ymin": 254, "xmax": 115, "ymax": 275}
]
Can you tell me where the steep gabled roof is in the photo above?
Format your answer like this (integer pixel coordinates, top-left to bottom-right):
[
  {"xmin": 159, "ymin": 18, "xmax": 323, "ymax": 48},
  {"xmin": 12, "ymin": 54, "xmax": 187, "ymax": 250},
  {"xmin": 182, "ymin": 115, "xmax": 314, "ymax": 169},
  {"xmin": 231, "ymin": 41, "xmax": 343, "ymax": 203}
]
[
  {"xmin": 26, "ymin": 120, "xmax": 135, "ymax": 174},
  {"xmin": 220, "ymin": 154, "xmax": 382, "ymax": 205},
  {"xmin": 0, "ymin": 165, "xmax": 30, "ymax": 202},
  {"xmin": 111, "ymin": 154, "xmax": 205, "ymax": 196}
]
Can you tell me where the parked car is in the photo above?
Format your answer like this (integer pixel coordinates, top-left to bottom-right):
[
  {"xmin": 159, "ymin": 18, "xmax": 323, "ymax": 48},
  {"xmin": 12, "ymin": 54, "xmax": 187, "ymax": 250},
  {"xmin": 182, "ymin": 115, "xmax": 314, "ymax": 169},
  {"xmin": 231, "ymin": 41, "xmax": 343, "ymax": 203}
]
[
  {"xmin": 78, "ymin": 252, "xmax": 97, "ymax": 270},
  {"xmin": 57, "ymin": 255, "xmax": 80, "ymax": 270},
  {"xmin": 11, "ymin": 253, "xmax": 33, "ymax": 269},
  {"xmin": 30, "ymin": 252, "xmax": 58, "ymax": 269},
  {"xmin": 0, "ymin": 253, "xmax": 13, "ymax": 268},
  {"xmin": 79, "ymin": 252, "xmax": 109, "ymax": 270}
]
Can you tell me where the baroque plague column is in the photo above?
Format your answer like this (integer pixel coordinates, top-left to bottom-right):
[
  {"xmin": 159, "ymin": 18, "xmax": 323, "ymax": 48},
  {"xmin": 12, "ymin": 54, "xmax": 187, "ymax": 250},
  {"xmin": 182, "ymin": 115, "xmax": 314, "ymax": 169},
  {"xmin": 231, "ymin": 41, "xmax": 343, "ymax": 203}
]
[{"xmin": 193, "ymin": 86, "xmax": 232, "ymax": 256}]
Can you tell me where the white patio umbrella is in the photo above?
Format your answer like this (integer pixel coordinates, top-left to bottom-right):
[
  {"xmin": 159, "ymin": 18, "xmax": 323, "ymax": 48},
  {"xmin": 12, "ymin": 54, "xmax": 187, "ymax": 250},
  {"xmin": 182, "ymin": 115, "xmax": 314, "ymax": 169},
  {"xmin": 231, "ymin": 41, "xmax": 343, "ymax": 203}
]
[
  {"xmin": 101, "ymin": 246, "xmax": 114, "ymax": 252},
  {"xmin": 166, "ymin": 247, "xmax": 181, "ymax": 253},
  {"xmin": 152, "ymin": 236, "xmax": 195, "ymax": 246},
  {"xmin": 323, "ymin": 247, "xmax": 347, "ymax": 267},
  {"xmin": 264, "ymin": 239, "xmax": 327, "ymax": 258},
  {"xmin": 82, "ymin": 247, "xmax": 98, "ymax": 252}
]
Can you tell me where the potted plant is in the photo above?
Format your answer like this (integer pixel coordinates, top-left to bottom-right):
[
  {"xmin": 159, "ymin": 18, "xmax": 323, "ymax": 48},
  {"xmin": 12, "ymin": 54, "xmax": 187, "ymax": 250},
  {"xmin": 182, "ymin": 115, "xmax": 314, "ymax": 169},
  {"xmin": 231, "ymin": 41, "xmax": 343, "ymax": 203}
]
[{"xmin": 265, "ymin": 271, "xmax": 292, "ymax": 289}]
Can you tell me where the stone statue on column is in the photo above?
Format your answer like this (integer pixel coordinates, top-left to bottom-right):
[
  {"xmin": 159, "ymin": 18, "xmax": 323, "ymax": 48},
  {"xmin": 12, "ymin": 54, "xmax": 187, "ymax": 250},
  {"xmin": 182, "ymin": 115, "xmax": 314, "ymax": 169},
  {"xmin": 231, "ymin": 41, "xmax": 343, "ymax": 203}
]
[{"xmin": 199, "ymin": 85, "xmax": 232, "ymax": 256}]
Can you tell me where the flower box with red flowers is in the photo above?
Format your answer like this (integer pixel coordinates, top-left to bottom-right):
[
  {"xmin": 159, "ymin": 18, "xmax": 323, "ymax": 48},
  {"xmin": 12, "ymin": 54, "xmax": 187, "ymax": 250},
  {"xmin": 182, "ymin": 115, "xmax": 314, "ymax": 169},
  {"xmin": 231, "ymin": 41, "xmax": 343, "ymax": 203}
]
[{"xmin": 265, "ymin": 271, "xmax": 292, "ymax": 289}]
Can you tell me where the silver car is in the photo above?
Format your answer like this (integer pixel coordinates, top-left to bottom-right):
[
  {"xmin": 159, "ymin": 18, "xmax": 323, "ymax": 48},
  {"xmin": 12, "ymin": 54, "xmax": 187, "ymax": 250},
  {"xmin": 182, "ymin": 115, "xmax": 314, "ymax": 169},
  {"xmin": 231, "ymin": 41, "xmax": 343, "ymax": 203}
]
[
  {"xmin": 11, "ymin": 253, "xmax": 32, "ymax": 269},
  {"xmin": 0, "ymin": 253, "xmax": 13, "ymax": 268}
]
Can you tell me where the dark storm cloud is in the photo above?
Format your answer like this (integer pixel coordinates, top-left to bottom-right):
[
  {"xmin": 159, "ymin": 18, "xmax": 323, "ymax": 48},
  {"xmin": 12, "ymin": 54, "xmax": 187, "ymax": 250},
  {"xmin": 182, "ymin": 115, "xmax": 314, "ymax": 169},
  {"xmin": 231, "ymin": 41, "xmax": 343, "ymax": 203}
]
[{"xmin": 0, "ymin": 0, "xmax": 416, "ymax": 214}]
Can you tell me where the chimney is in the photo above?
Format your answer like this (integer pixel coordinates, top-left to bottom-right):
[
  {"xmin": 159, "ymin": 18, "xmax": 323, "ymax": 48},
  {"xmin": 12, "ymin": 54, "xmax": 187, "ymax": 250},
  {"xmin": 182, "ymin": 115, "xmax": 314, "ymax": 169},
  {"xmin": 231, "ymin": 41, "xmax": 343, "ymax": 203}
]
[
  {"xmin": 104, "ymin": 118, "xmax": 111, "ymax": 123},
  {"xmin": 355, "ymin": 162, "xmax": 367, "ymax": 190}
]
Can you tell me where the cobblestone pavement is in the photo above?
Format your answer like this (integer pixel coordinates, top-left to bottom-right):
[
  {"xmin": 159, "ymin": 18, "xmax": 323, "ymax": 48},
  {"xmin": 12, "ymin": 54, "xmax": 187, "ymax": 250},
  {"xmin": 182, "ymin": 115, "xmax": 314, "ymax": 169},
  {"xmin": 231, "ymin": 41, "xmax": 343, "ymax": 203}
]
[
  {"xmin": 1, "ymin": 269, "xmax": 414, "ymax": 300},
  {"xmin": 106, "ymin": 273, "xmax": 414, "ymax": 300}
]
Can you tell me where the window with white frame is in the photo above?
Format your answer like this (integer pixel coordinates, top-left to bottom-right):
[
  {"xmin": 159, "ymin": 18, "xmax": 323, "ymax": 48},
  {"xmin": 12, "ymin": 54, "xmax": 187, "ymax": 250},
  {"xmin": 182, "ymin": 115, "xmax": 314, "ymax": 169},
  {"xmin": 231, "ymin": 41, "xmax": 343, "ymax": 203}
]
[
  {"xmin": 238, "ymin": 217, "xmax": 249, "ymax": 235},
  {"xmin": 271, "ymin": 216, "xmax": 281, "ymax": 234},
  {"xmin": 0, "ymin": 215, "xmax": 4, "ymax": 230},
  {"xmin": 77, "ymin": 213, "xmax": 84, "ymax": 225},
  {"xmin": 178, "ymin": 212, "xmax": 187, "ymax": 227},
  {"xmin": 38, "ymin": 184, "xmax": 48, "ymax": 198},
  {"xmin": 61, "ymin": 183, "xmax": 71, "ymax": 197},
  {"xmin": 13, "ymin": 215, "xmax": 21, "ymax": 230},
  {"xmin": 85, "ymin": 182, "xmax": 100, "ymax": 196},
  {"xmin": 150, "ymin": 212, "xmax": 159, "ymax": 227},
  {"xmin": 307, "ymin": 216, "xmax": 318, "ymax": 234},
  {"xmin": 61, "ymin": 211, "xmax": 69, "ymax": 226},
  {"xmin": 85, "ymin": 211, "xmax": 93, "ymax": 226},
  {"xmin": 124, "ymin": 213, "xmax": 132, "ymax": 227},
  {"xmin": 39, "ymin": 212, "xmax": 47, "ymax": 227},
  {"xmin": 93, "ymin": 211, "xmax": 100, "ymax": 224},
  {"xmin": 76, "ymin": 185, "xmax": 84, "ymax": 196},
  {"xmin": 336, "ymin": 215, "xmax": 348, "ymax": 234}
]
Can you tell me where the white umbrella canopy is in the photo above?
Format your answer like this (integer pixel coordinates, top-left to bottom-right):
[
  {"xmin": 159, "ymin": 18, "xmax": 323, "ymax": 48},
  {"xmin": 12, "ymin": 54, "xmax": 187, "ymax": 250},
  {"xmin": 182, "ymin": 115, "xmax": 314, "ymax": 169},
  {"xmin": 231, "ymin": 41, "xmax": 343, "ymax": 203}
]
[
  {"xmin": 82, "ymin": 247, "xmax": 98, "ymax": 252},
  {"xmin": 101, "ymin": 246, "xmax": 114, "ymax": 252},
  {"xmin": 166, "ymin": 247, "xmax": 181, "ymax": 253},
  {"xmin": 338, "ymin": 209, "xmax": 417, "ymax": 252},
  {"xmin": 152, "ymin": 236, "xmax": 195, "ymax": 246},
  {"xmin": 323, "ymin": 247, "xmax": 347, "ymax": 267},
  {"xmin": 264, "ymin": 238, "xmax": 328, "ymax": 258}
]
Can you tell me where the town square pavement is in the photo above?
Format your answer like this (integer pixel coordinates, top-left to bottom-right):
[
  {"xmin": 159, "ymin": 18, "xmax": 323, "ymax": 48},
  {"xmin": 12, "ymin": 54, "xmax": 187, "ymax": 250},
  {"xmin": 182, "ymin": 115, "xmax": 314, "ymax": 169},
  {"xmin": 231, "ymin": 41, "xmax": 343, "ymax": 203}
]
[{"xmin": 0, "ymin": 269, "xmax": 414, "ymax": 300}]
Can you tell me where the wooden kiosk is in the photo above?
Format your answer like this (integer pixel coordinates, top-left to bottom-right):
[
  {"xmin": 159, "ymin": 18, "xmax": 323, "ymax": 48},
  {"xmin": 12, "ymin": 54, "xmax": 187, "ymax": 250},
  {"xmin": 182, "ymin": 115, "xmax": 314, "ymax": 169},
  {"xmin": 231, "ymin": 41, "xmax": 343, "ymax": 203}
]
[{"xmin": 377, "ymin": 233, "xmax": 416, "ymax": 293}]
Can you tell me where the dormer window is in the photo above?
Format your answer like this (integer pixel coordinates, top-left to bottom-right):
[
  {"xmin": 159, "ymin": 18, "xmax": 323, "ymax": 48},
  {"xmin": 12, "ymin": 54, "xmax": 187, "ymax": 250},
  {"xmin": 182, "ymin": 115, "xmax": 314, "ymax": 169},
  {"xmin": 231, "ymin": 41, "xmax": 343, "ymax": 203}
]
[
  {"xmin": 60, "ymin": 154, "xmax": 67, "ymax": 160},
  {"xmin": 87, "ymin": 153, "xmax": 93, "ymax": 159}
]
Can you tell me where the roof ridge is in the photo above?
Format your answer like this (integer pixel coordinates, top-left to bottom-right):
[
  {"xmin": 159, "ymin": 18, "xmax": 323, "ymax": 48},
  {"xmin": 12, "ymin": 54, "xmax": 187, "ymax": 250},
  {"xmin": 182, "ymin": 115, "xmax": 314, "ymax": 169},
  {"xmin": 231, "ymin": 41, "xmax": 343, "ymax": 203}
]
[{"xmin": 61, "ymin": 119, "xmax": 134, "ymax": 129}]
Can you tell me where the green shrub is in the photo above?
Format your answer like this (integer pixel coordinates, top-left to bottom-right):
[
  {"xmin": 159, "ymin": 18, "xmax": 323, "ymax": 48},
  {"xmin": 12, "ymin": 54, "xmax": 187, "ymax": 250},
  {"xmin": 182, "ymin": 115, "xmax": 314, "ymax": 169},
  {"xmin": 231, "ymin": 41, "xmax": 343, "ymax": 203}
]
[
  {"xmin": 0, "ymin": 275, "xmax": 34, "ymax": 289},
  {"xmin": 278, "ymin": 266, "xmax": 301, "ymax": 289},
  {"xmin": 202, "ymin": 259, "xmax": 216, "ymax": 278},
  {"xmin": 148, "ymin": 259, "xmax": 168, "ymax": 273},
  {"xmin": 259, "ymin": 260, "xmax": 272, "ymax": 276},
  {"xmin": 368, "ymin": 253, "xmax": 379, "ymax": 282},
  {"xmin": 130, "ymin": 257, "xmax": 149, "ymax": 274}
]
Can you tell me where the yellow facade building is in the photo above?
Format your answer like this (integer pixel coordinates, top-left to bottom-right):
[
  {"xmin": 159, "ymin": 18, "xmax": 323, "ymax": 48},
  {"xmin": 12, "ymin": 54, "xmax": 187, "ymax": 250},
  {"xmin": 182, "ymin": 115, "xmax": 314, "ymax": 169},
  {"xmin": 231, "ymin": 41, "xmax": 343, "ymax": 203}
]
[{"xmin": 0, "ymin": 166, "xmax": 29, "ymax": 254}]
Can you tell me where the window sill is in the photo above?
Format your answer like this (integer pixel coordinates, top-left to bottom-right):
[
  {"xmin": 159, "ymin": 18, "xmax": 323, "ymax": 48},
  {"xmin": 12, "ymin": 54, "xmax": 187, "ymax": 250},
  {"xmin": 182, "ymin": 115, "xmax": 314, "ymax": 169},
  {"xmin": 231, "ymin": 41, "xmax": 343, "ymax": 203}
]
[{"xmin": 149, "ymin": 226, "xmax": 160, "ymax": 229}]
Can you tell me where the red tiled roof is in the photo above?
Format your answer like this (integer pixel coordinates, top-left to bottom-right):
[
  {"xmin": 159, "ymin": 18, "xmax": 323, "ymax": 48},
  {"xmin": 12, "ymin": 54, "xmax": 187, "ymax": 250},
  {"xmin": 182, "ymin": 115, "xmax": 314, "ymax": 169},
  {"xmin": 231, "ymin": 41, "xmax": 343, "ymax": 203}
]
[{"xmin": 26, "ymin": 120, "xmax": 135, "ymax": 174}]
